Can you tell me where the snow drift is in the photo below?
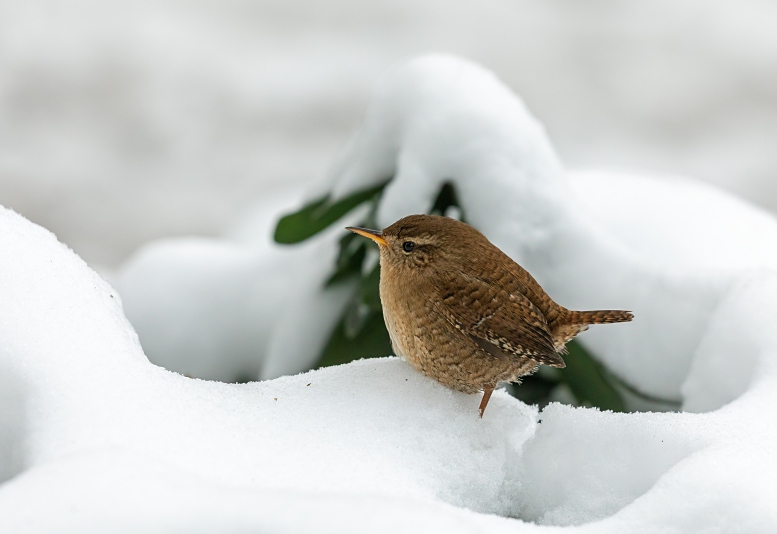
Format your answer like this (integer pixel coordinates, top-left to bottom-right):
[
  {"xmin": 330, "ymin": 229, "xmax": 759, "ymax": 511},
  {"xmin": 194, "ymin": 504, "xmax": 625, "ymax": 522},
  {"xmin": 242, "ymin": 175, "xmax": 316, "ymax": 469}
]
[{"xmin": 2, "ymin": 55, "xmax": 777, "ymax": 531}]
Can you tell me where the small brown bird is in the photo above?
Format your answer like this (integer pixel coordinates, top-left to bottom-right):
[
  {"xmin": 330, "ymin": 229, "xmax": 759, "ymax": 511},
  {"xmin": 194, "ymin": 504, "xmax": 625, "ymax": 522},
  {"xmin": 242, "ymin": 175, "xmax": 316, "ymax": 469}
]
[{"xmin": 347, "ymin": 214, "xmax": 633, "ymax": 417}]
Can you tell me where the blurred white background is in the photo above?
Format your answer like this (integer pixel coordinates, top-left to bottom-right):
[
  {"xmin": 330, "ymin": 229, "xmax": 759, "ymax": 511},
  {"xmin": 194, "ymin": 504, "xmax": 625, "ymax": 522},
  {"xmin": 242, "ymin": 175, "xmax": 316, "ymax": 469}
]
[{"xmin": 2, "ymin": 0, "xmax": 776, "ymax": 268}]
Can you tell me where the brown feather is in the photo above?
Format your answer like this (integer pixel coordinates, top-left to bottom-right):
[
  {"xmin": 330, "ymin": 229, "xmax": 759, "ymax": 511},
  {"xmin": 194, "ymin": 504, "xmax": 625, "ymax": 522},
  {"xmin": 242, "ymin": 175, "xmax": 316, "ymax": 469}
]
[
  {"xmin": 549, "ymin": 309, "xmax": 633, "ymax": 350},
  {"xmin": 432, "ymin": 269, "xmax": 564, "ymax": 368}
]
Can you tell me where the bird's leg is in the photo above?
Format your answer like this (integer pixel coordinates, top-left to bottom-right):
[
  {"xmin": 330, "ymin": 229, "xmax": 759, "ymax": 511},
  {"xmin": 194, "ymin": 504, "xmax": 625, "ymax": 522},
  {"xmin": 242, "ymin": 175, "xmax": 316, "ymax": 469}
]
[{"xmin": 478, "ymin": 386, "xmax": 494, "ymax": 418}]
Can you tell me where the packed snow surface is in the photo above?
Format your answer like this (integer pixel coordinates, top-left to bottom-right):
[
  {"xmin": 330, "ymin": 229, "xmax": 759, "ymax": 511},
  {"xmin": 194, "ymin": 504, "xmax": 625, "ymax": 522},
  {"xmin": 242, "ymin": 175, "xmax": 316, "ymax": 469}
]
[{"xmin": 3, "ymin": 56, "xmax": 777, "ymax": 531}]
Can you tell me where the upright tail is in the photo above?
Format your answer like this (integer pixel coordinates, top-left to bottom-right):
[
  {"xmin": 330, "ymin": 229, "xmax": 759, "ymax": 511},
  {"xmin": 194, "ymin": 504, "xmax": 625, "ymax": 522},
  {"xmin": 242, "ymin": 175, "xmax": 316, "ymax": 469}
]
[
  {"xmin": 549, "ymin": 309, "xmax": 633, "ymax": 352},
  {"xmin": 563, "ymin": 309, "xmax": 634, "ymax": 326}
]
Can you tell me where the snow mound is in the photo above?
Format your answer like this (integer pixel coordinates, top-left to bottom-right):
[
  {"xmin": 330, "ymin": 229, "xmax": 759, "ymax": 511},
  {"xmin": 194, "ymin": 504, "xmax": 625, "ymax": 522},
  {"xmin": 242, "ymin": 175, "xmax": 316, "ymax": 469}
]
[
  {"xmin": 4, "ymin": 55, "xmax": 777, "ymax": 531},
  {"xmin": 0, "ymin": 205, "xmax": 534, "ymax": 530},
  {"xmin": 117, "ymin": 191, "xmax": 357, "ymax": 382}
]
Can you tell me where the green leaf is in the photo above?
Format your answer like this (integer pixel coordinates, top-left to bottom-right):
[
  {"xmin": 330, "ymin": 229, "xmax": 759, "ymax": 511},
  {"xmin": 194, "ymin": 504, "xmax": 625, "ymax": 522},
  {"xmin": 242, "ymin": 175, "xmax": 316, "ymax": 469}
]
[
  {"xmin": 325, "ymin": 232, "xmax": 367, "ymax": 287},
  {"xmin": 317, "ymin": 308, "xmax": 393, "ymax": 368},
  {"xmin": 558, "ymin": 340, "xmax": 626, "ymax": 412},
  {"xmin": 506, "ymin": 374, "xmax": 559, "ymax": 406},
  {"xmin": 274, "ymin": 181, "xmax": 389, "ymax": 244},
  {"xmin": 430, "ymin": 181, "xmax": 464, "ymax": 219},
  {"xmin": 360, "ymin": 263, "xmax": 382, "ymax": 311}
]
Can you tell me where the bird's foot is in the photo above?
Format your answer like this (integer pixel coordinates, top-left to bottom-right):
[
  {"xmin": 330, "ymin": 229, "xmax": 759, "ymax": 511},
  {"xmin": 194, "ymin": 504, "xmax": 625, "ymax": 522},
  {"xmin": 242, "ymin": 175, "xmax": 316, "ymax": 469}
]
[{"xmin": 478, "ymin": 386, "xmax": 494, "ymax": 418}]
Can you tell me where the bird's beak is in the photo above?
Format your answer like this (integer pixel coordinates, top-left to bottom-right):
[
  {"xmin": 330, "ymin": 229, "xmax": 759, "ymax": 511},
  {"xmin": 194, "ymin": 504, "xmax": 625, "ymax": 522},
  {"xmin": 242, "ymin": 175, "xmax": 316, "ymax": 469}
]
[{"xmin": 346, "ymin": 226, "xmax": 387, "ymax": 247}]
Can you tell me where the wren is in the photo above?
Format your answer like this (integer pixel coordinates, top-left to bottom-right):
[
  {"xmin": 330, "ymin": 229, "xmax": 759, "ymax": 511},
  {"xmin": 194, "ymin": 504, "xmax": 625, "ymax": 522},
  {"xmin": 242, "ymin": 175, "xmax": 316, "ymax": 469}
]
[{"xmin": 347, "ymin": 214, "xmax": 633, "ymax": 417}]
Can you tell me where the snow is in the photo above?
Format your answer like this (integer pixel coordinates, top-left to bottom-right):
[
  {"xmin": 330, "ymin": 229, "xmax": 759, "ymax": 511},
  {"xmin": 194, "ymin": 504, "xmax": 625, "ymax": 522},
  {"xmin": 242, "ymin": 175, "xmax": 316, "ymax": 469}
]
[
  {"xmin": 118, "ymin": 238, "xmax": 268, "ymax": 381},
  {"xmin": 4, "ymin": 0, "xmax": 777, "ymax": 269},
  {"xmin": 3, "ymin": 54, "xmax": 777, "ymax": 531},
  {"xmin": 0, "ymin": 205, "xmax": 537, "ymax": 528},
  {"xmin": 116, "ymin": 191, "xmax": 361, "ymax": 381}
]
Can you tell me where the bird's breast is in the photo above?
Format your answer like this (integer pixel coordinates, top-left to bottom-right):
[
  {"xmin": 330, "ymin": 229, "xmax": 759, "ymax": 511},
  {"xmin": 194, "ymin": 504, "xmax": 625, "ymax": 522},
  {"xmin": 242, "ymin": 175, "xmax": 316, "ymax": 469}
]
[
  {"xmin": 378, "ymin": 270, "xmax": 422, "ymax": 360},
  {"xmin": 380, "ymin": 283, "xmax": 406, "ymax": 358}
]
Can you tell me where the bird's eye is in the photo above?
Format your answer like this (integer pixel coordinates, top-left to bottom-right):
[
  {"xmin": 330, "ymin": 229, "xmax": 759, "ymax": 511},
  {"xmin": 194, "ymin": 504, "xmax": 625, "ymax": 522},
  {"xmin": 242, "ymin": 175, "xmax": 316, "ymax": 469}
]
[{"xmin": 402, "ymin": 241, "xmax": 416, "ymax": 253}]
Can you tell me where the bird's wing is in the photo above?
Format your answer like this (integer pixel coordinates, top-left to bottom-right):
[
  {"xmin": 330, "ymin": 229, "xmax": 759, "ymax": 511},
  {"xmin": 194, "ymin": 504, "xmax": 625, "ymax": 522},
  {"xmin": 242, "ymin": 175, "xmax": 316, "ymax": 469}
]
[{"xmin": 432, "ymin": 270, "xmax": 564, "ymax": 368}]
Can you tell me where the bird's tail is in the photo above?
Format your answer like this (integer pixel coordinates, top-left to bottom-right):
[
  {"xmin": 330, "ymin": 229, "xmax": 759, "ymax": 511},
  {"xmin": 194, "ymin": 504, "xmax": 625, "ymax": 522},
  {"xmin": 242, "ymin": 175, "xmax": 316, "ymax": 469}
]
[
  {"xmin": 563, "ymin": 309, "xmax": 634, "ymax": 326},
  {"xmin": 549, "ymin": 309, "xmax": 632, "ymax": 353}
]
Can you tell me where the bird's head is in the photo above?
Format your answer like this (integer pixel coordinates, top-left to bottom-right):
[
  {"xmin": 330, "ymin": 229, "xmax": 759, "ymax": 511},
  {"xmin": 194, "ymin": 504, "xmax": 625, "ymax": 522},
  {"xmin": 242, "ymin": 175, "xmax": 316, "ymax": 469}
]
[{"xmin": 347, "ymin": 214, "xmax": 487, "ymax": 273}]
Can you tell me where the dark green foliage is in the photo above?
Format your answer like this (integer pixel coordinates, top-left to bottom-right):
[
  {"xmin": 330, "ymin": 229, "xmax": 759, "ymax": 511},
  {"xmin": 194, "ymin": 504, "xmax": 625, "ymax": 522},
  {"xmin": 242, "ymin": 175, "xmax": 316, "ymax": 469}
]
[
  {"xmin": 429, "ymin": 182, "xmax": 464, "ymax": 218},
  {"xmin": 505, "ymin": 340, "xmax": 624, "ymax": 411},
  {"xmin": 505, "ymin": 373, "xmax": 558, "ymax": 406},
  {"xmin": 559, "ymin": 340, "xmax": 626, "ymax": 411},
  {"xmin": 326, "ymin": 231, "xmax": 368, "ymax": 287},
  {"xmin": 360, "ymin": 264, "xmax": 382, "ymax": 311},
  {"xmin": 317, "ymin": 307, "xmax": 393, "ymax": 368},
  {"xmin": 274, "ymin": 181, "xmax": 389, "ymax": 244},
  {"xmin": 273, "ymin": 179, "xmax": 656, "ymax": 412}
]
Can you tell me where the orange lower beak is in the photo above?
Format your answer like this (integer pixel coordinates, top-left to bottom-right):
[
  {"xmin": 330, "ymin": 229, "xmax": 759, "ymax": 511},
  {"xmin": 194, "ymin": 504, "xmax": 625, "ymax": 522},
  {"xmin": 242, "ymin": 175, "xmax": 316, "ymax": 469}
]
[{"xmin": 346, "ymin": 226, "xmax": 387, "ymax": 247}]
